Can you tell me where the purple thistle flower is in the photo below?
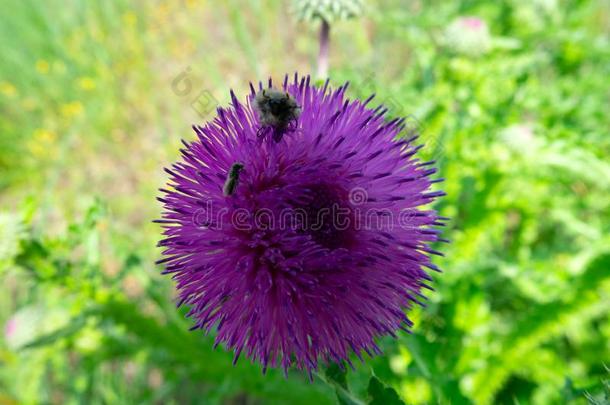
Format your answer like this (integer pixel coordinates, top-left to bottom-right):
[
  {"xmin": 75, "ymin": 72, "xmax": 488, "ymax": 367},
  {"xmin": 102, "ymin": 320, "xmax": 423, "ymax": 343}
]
[{"xmin": 157, "ymin": 74, "xmax": 446, "ymax": 376}]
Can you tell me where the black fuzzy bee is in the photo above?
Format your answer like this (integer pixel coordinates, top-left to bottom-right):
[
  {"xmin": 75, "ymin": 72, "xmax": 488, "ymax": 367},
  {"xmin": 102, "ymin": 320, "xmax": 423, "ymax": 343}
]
[
  {"xmin": 253, "ymin": 88, "xmax": 301, "ymax": 142},
  {"xmin": 223, "ymin": 162, "xmax": 244, "ymax": 196}
]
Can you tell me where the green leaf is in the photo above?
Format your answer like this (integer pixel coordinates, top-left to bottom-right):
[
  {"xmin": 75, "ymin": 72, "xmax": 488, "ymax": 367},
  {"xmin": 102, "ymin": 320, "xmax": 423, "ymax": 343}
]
[
  {"xmin": 471, "ymin": 253, "xmax": 610, "ymax": 404},
  {"xmin": 102, "ymin": 298, "xmax": 335, "ymax": 404},
  {"xmin": 325, "ymin": 363, "xmax": 348, "ymax": 389},
  {"xmin": 315, "ymin": 367, "xmax": 364, "ymax": 405},
  {"xmin": 367, "ymin": 376, "xmax": 404, "ymax": 405},
  {"xmin": 21, "ymin": 313, "xmax": 89, "ymax": 350},
  {"xmin": 400, "ymin": 333, "xmax": 471, "ymax": 404},
  {"xmin": 584, "ymin": 366, "xmax": 610, "ymax": 405}
]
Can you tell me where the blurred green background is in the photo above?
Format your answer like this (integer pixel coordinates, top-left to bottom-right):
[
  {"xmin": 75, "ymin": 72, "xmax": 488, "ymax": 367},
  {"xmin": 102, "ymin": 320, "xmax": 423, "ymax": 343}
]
[{"xmin": 1, "ymin": 0, "xmax": 609, "ymax": 404}]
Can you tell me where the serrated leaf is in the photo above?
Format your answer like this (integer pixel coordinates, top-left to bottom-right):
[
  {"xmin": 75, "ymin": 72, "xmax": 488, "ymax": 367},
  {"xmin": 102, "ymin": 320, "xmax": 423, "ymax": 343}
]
[
  {"xmin": 367, "ymin": 376, "xmax": 404, "ymax": 405},
  {"xmin": 471, "ymin": 253, "xmax": 610, "ymax": 404}
]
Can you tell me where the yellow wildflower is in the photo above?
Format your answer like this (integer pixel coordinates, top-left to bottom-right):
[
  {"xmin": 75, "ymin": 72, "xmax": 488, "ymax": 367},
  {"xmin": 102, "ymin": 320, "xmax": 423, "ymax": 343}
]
[
  {"xmin": 77, "ymin": 77, "xmax": 96, "ymax": 91},
  {"xmin": 34, "ymin": 129, "xmax": 56, "ymax": 143},
  {"xmin": 35, "ymin": 60, "xmax": 50, "ymax": 74},
  {"xmin": 0, "ymin": 82, "xmax": 16, "ymax": 97},
  {"xmin": 60, "ymin": 101, "xmax": 84, "ymax": 118},
  {"xmin": 122, "ymin": 11, "xmax": 137, "ymax": 27},
  {"xmin": 27, "ymin": 129, "xmax": 58, "ymax": 159}
]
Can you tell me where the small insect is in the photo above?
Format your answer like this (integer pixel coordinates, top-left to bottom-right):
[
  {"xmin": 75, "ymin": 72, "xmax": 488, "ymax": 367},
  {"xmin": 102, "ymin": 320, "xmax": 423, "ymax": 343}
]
[
  {"xmin": 253, "ymin": 88, "xmax": 301, "ymax": 142},
  {"xmin": 223, "ymin": 162, "xmax": 244, "ymax": 196}
]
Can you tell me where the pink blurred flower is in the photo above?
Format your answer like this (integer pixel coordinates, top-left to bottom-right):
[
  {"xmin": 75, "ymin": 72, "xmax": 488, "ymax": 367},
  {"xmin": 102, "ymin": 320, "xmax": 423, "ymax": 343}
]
[
  {"xmin": 461, "ymin": 17, "xmax": 484, "ymax": 30},
  {"xmin": 444, "ymin": 16, "xmax": 492, "ymax": 56},
  {"xmin": 4, "ymin": 317, "xmax": 17, "ymax": 340}
]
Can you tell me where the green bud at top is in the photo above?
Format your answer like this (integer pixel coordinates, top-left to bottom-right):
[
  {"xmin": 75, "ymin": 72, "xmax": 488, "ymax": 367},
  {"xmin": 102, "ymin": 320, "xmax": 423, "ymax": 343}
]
[{"xmin": 293, "ymin": 0, "xmax": 365, "ymax": 23}]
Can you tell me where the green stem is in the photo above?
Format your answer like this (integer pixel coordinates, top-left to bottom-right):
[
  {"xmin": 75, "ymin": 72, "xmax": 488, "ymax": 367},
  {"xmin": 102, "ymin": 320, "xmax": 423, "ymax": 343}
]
[{"xmin": 317, "ymin": 19, "xmax": 330, "ymax": 79}]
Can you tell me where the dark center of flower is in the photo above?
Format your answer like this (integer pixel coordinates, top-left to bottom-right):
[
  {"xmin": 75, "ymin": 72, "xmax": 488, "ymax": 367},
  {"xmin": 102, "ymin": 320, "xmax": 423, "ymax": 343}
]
[{"xmin": 295, "ymin": 184, "xmax": 353, "ymax": 250}]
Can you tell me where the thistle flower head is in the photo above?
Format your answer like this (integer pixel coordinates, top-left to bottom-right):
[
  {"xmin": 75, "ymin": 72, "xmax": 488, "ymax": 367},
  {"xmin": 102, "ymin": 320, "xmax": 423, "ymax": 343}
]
[
  {"xmin": 444, "ymin": 16, "xmax": 492, "ymax": 57},
  {"xmin": 157, "ymin": 74, "xmax": 446, "ymax": 376},
  {"xmin": 5, "ymin": 306, "xmax": 42, "ymax": 350},
  {"xmin": 293, "ymin": 0, "xmax": 365, "ymax": 23}
]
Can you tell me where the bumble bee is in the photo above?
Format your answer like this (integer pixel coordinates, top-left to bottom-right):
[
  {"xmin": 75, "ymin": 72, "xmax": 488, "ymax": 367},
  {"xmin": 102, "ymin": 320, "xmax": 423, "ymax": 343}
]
[
  {"xmin": 253, "ymin": 88, "xmax": 301, "ymax": 142},
  {"xmin": 223, "ymin": 162, "xmax": 244, "ymax": 196}
]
